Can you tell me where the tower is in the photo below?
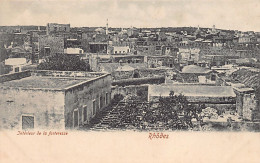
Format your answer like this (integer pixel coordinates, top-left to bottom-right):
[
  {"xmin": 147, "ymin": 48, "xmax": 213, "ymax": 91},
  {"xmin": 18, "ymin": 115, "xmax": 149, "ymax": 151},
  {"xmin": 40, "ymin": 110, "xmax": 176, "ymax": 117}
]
[
  {"xmin": 106, "ymin": 19, "xmax": 108, "ymax": 35},
  {"xmin": 46, "ymin": 23, "xmax": 49, "ymax": 35},
  {"xmin": 212, "ymin": 25, "xmax": 216, "ymax": 33}
]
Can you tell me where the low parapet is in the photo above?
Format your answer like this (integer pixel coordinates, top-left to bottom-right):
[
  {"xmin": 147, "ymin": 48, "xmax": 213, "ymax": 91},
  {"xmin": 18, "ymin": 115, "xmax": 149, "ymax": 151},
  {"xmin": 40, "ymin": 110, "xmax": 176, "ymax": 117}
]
[{"xmin": 0, "ymin": 70, "xmax": 111, "ymax": 91}]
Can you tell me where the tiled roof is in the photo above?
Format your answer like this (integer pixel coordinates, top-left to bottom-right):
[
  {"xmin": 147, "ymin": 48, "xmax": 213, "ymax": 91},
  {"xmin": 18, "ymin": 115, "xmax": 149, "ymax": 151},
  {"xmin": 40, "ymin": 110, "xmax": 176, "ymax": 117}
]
[{"xmin": 232, "ymin": 69, "xmax": 260, "ymax": 89}]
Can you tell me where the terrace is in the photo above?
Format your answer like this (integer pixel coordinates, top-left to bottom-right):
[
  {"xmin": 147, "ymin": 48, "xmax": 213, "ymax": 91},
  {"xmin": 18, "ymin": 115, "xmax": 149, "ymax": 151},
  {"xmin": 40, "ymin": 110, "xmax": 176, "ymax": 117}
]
[{"xmin": 0, "ymin": 70, "xmax": 110, "ymax": 90}]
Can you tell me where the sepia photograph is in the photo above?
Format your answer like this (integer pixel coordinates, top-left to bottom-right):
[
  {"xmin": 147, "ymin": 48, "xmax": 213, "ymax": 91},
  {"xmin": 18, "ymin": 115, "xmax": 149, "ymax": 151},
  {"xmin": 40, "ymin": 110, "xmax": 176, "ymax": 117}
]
[{"xmin": 0, "ymin": 0, "xmax": 260, "ymax": 162}]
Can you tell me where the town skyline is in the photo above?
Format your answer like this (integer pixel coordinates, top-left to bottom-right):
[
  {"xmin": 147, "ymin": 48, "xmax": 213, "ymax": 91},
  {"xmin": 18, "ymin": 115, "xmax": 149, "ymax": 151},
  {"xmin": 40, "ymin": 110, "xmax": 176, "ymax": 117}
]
[{"xmin": 1, "ymin": 0, "xmax": 260, "ymax": 32}]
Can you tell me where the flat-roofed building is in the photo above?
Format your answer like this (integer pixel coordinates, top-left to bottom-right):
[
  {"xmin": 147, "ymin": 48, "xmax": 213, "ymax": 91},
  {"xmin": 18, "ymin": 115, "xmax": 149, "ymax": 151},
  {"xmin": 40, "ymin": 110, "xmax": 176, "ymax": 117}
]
[
  {"xmin": 47, "ymin": 23, "xmax": 70, "ymax": 35},
  {"xmin": 89, "ymin": 42, "xmax": 108, "ymax": 54},
  {"xmin": 64, "ymin": 48, "xmax": 84, "ymax": 56},
  {"xmin": 111, "ymin": 46, "xmax": 130, "ymax": 54},
  {"xmin": 179, "ymin": 65, "xmax": 217, "ymax": 83},
  {"xmin": 38, "ymin": 35, "xmax": 64, "ymax": 59},
  {"xmin": 4, "ymin": 58, "xmax": 28, "ymax": 73},
  {"xmin": 148, "ymin": 84, "xmax": 236, "ymax": 111},
  {"xmin": 0, "ymin": 70, "xmax": 112, "ymax": 130}
]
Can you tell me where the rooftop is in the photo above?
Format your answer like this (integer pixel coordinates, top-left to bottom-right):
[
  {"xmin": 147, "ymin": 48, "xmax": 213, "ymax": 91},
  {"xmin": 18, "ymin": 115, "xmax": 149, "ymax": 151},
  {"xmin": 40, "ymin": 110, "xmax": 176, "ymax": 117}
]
[
  {"xmin": 181, "ymin": 65, "xmax": 211, "ymax": 74},
  {"xmin": 0, "ymin": 70, "xmax": 110, "ymax": 90},
  {"xmin": 1, "ymin": 76, "xmax": 89, "ymax": 89},
  {"xmin": 5, "ymin": 58, "xmax": 27, "ymax": 66},
  {"xmin": 115, "ymin": 65, "xmax": 135, "ymax": 72}
]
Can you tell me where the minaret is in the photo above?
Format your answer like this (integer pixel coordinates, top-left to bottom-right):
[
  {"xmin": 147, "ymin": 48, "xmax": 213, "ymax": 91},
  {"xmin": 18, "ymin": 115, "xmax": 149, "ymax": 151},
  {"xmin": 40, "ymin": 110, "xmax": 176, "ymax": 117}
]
[
  {"xmin": 212, "ymin": 25, "xmax": 216, "ymax": 33},
  {"xmin": 106, "ymin": 19, "xmax": 108, "ymax": 35}
]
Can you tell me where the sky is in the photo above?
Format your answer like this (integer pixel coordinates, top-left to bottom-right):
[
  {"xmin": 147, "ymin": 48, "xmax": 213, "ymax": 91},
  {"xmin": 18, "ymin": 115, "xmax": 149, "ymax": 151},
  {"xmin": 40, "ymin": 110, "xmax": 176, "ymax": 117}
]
[{"xmin": 0, "ymin": 0, "xmax": 260, "ymax": 32}]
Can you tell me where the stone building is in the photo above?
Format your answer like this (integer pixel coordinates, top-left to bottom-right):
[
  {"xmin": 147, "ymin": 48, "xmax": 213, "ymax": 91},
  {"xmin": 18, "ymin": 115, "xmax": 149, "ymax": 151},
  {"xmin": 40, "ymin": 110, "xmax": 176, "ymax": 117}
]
[
  {"xmin": 148, "ymin": 84, "xmax": 236, "ymax": 111},
  {"xmin": 145, "ymin": 56, "xmax": 176, "ymax": 68},
  {"xmin": 231, "ymin": 69, "xmax": 260, "ymax": 121},
  {"xmin": 179, "ymin": 65, "xmax": 217, "ymax": 83},
  {"xmin": 136, "ymin": 45, "xmax": 162, "ymax": 56},
  {"xmin": 46, "ymin": 23, "xmax": 70, "ymax": 35},
  {"xmin": 38, "ymin": 35, "xmax": 64, "ymax": 58},
  {"xmin": 111, "ymin": 46, "xmax": 130, "ymax": 54},
  {"xmin": 4, "ymin": 58, "xmax": 28, "ymax": 73},
  {"xmin": 0, "ymin": 70, "xmax": 112, "ymax": 130},
  {"xmin": 89, "ymin": 42, "xmax": 108, "ymax": 54},
  {"xmin": 233, "ymin": 86, "xmax": 257, "ymax": 121}
]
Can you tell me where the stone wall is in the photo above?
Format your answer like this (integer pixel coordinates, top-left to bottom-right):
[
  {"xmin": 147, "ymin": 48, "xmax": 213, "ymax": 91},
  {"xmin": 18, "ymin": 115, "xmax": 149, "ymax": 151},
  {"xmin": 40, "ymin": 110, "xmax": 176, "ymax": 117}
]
[
  {"xmin": 64, "ymin": 74, "xmax": 112, "ymax": 129},
  {"xmin": 0, "ymin": 70, "xmax": 31, "ymax": 83},
  {"xmin": 150, "ymin": 95, "xmax": 236, "ymax": 104},
  {"xmin": 137, "ymin": 68, "xmax": 174, "ymax": 78},
  {"xmin": 242, "ymin": 93, "xmax": 257, "ymax": 121},
  {"xmin": 0, "ymin": 88, "xmax": 65, "ymax": 129},
  {"xmin": 31, "ymin": 70, "xmax": 106, "ymax": 78},
  {"xmin": 234, "ymin": 88, "xmax": 258, "ymax": 121},
  {"xmin": 114, "ymin": 70, "xmax": 134, "ymax": 80},
  {"xmin": 112, "ymin": 77, "xmax": 165, "ymax": 87},
  {"xmin": 149, "ymin": 95, "xmax": 236, "ymax": 111},
  {"xmin": 112, "ymin": 85, "xmax": 149, "ymax": 101}
]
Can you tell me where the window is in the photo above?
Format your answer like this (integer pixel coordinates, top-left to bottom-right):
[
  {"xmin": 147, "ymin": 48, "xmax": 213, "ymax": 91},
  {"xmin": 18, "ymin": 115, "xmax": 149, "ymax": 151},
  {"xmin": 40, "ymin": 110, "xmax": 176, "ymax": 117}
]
[
  {"xmin": 14, "ymin": 67, "xmax": 19, "ymax": 72},
  {"xmin": 105, "ymin": 93, "xmax": 109, "ymax": 105},
  {"xmin": 44, "ymin": 47, "xmax": 50, "ymax": 56},
  {"xmin": 211, "ymin": 74, "xmax": 216, "ymax": 81},
  {"xmin": 73, "ymin": 109, "xmax": 79, "ymax": 128},
  {"xmin": 156, "ymin": 46, "xmax": 161, "ymax": 50},
  {"xmin": 100, "ymin": 96, "xmax": 103, "ymax": 109},
  {"xmin": 83, "ymin": 105, "xmax": 88, "ymax": 123},
  {"xmin": 97, "ymin": 96, "xmax": 100, "ymax": 112},
  {"xmin": 93, "ymin": 100, "xmax": 96, "ymax": 116},
  {"xmin": 22, "ymin": 115, "xmax": 34, "ymax": 129}
]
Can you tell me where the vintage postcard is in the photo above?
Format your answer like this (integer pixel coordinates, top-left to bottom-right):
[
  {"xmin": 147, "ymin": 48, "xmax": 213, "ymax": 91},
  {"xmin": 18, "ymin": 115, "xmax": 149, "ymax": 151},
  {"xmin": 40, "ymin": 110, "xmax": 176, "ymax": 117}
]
[{"xmin": 0, "ymin": 0, "xmax": 260, "ymax": 162}]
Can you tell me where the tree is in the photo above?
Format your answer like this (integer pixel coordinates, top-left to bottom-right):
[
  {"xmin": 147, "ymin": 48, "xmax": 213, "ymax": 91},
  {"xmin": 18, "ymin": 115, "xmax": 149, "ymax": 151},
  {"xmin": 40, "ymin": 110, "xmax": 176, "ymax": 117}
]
[
  {"xmin": 105, "ymin": 91, "xmax": 203, "ymax": 131},
  {"xmin": 37, "ymin": 53, "xmax": 91, "ymax": 71},
  {"xmin": 156, "ymin": 92, "xmax": 202, "ymax": 130}
]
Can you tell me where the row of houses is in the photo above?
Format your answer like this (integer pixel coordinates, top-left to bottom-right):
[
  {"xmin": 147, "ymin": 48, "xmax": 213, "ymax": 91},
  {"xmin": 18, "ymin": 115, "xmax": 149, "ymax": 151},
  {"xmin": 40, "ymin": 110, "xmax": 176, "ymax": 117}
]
[{"xmin": 0, "ymin": 67, "xmax": 259, "ymax": 130}]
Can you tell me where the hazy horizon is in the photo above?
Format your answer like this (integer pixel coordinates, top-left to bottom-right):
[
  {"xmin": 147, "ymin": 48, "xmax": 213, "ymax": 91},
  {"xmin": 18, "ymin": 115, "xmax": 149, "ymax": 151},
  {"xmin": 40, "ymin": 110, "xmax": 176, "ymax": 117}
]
[{"xmin": 0, "ymin": 0, "xmax": 259, "ymax": 32}]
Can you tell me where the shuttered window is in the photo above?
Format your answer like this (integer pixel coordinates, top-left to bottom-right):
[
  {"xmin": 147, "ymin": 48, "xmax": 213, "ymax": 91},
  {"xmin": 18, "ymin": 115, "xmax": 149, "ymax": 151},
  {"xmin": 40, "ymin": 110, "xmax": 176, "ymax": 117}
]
[
  {"xmin": 83, "ymin": 106, "xmax": 87, "ymax": 122},
  {"xmin": 22, "ymin": 116, "xmax": 34, "ymax": 129},
  {"xmin": 100, "ymin": 96, "xmax": 103, "ymax": 109},
  {"xmin": 73, "ymin": 110, "xmax": 79, "ymax": 128},
  {"xmin": 93, "ymin": 100, "xmax": 96, "ymax": 116},
  {"xmin": 105, "ymin": 93, "xmax": 109, "ymax": 105}
]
